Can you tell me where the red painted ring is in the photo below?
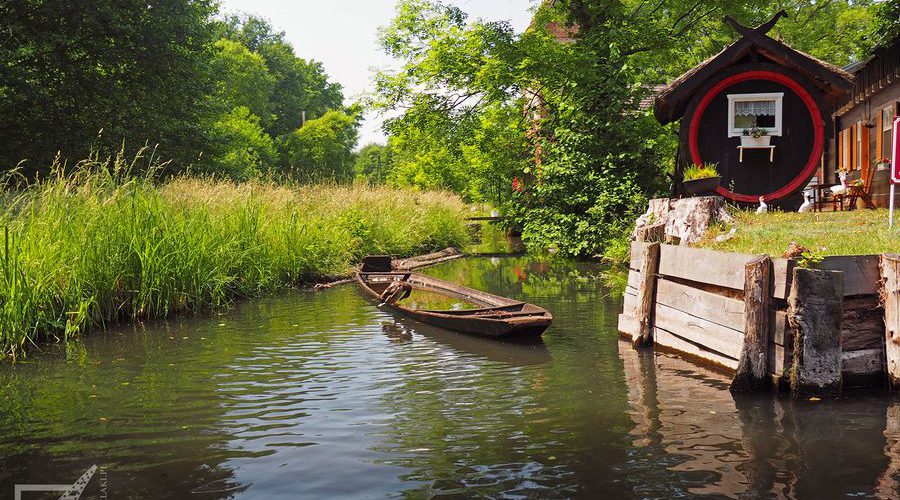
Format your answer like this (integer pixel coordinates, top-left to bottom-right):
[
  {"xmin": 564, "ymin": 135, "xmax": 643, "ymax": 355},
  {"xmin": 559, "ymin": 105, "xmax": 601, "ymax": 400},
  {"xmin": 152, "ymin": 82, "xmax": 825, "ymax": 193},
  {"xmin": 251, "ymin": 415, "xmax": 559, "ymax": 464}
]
[{"xmin": 688, "ymin": 70, "xmax": 824, "ymax": 203}]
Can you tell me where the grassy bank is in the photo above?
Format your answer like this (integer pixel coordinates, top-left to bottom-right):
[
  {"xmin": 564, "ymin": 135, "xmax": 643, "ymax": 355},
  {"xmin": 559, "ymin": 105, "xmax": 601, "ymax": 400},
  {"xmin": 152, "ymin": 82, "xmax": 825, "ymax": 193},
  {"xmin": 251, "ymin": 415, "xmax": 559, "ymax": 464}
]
[
  {"xmin": 0, "ymin": 164, "xmax": 469, "ymax": 359},
  {"xmin": 699, "ymin": 209, "xmax": 900, "ymax": 256}
]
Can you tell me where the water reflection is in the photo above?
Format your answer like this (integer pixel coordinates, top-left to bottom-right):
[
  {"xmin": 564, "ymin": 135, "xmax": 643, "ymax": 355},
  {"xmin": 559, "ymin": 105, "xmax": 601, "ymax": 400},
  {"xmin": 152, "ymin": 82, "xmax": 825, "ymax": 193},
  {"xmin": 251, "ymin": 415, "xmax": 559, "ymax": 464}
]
[
  {"xmin": 619, "ymin": 340, "xmax": 899, "ymax": 498},
  {"xmin": 383, "ymin": 317, "xmax": 551, "ymax": 366},
  {"xmin": 0, "ymin": 256, "xmax": 899, "ymax": 498}
]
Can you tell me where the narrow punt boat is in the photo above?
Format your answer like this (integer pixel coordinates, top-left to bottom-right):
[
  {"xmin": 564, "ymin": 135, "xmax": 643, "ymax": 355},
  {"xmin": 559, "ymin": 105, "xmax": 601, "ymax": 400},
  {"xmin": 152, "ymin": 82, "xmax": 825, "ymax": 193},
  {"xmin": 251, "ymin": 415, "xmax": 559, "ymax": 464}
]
[{"xmin": 355, "ymin": 257, "xmax": 552, "ymax": 338}]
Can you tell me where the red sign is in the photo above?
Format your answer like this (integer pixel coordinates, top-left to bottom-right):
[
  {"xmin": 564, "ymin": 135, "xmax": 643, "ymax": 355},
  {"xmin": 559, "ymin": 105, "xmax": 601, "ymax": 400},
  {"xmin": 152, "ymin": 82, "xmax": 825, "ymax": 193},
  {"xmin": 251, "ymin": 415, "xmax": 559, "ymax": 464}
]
[{"xmin": 893, "ymin": 117, "xmax": 900, "ymax": 184}]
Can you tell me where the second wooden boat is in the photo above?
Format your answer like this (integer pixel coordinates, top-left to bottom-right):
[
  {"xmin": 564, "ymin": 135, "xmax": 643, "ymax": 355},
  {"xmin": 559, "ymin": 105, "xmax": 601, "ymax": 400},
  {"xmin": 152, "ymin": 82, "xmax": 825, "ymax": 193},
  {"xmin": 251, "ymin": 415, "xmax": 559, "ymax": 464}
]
[{"xmin": 355, "ymin": 271, "xmax": 552, "ymax": 338}]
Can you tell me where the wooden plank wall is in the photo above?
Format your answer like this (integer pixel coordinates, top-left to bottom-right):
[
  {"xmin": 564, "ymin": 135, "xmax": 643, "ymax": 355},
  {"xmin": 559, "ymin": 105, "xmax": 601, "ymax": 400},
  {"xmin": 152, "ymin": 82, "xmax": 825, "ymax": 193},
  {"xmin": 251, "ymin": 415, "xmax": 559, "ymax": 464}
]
[{"xmin": 617, "ymin": 242, "xmax": 885, "ymax": 382}]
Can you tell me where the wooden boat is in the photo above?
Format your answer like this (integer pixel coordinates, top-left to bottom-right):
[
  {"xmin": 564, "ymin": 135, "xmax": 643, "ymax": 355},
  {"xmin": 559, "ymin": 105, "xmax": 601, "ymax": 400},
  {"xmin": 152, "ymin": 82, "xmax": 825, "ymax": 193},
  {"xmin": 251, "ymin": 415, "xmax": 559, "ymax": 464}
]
[{"xmin": 355, "ymin": 270, "xmax": 553, "ymax": 338}]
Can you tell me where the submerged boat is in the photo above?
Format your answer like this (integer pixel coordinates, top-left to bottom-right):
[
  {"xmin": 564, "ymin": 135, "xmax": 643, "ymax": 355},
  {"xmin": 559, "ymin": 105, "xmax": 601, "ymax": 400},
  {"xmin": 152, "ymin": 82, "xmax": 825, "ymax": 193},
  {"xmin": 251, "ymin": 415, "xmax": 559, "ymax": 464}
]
[{"xmin": 355, "ymin": 257, "xmax": 552, "ymax": 338}]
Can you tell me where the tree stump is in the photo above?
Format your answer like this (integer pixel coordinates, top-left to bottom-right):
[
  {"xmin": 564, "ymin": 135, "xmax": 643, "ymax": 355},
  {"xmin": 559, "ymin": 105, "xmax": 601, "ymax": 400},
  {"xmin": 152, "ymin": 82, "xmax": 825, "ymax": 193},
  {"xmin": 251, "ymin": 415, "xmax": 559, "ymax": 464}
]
[
  {"xmin": 667, "ymin": 196, "xmax": 727, "ymax": 245},
  {"xmin": 731, "ymin": 255, "xmax": 772, "ymax": 392},
  {"xmin": 788, "ymin": 268, "xmax": 843, "ymax": 397}
]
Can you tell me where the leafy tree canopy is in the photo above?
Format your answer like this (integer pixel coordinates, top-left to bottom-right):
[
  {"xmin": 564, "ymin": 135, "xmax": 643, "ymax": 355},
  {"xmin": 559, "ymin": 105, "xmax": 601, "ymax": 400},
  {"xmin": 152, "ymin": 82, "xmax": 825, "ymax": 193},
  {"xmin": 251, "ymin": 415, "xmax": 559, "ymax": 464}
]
[
  {"xmin": 0, "ymin": 0, "xmax": 217, "ymax": 175},
  {"xmin": 218, "ymin": 14, "xmax": 345, "ymax": 137},
  {"xmin": 354, "ymin": 143, "xmax": 393, "ymax": 184},
  {"xmin": 206, "ymin": 106, "xmax": 278, "ymax": 180},
  {"xmin": 372, "ymin": 0, "xmax": 881, "ymax": 255},
  {"xmin": 210, "ymin": 39, "xmax": 275, "ymax": 123},
  {"xmin": 281, "ymin": 110, "xmax": 360, "ymax": 182}
]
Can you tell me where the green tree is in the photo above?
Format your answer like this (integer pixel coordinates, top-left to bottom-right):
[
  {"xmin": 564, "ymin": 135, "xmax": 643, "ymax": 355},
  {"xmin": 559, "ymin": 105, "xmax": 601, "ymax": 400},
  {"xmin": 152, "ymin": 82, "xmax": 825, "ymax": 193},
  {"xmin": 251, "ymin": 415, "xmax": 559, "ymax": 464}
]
[
  {"xmin": 210, "ymin": 39, "xmax": 275, "ymax": 123},
  {"xmin": 219, "ymin": 15, "xmax": 344, "ymax": 137},
  {"xmin": 871, "ymin": 0, "xmax": 900, "ymax": 49},
  {"xmin": 205, "ymin": 106, "xmax": 278, "ymax": 179},
  {"xmin": 281, "ymin": 110, "xmax": 359, "ymax": 181},
  {"xmin": 354, "ymin": 143, "xmax": 393, "ymax": 183},
  {"xmin": 0, "ymin": 0, "xmax": 217, "ymax": 175},
  {"xmin": 460, "ymin": 103, "xmax": 529, "ymax": 206},
  {"xmin": 373, "ymin": 0, "xmax": 879, "ymax": 256}
]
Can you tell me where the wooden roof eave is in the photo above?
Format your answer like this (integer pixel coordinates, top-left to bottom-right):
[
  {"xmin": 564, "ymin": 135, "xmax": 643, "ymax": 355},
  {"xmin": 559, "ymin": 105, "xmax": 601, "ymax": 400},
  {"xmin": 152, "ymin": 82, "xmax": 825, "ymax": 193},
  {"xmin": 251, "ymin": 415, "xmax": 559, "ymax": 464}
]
[
  {"xmin": 654, "ymin": 38, "xmax": 753, "ymax": 125},
  {"xmin": 654, "ymin": 12, "xmax": 854, "ymax": 125}
]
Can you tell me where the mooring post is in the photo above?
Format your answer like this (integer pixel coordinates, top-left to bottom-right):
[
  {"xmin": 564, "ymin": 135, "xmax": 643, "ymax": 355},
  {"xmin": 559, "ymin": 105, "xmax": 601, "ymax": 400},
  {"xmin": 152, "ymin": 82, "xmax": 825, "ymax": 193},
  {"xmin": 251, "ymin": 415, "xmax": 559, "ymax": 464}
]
[
  {"xmin": 882, "ymin": 254, "xmax": 900, "ymax": 389},
  {"xmin": 633, "ymin": 242, "xmax": 660, "ymax": 348},
  {"xmin": 788, "ymin": 268, "xmax": 844, "ymax": 397},
  {"xmin": 731, "ymin": 255, "xmax": 772, "ymax": 392}
]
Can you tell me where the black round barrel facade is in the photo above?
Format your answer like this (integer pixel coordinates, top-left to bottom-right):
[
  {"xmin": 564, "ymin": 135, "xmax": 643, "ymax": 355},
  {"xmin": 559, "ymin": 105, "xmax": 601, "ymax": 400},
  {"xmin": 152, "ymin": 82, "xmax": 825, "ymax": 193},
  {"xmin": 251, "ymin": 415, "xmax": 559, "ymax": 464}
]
[{"xmin": 679, "ymin": 63, "xmax": 829, "ymax": 203}]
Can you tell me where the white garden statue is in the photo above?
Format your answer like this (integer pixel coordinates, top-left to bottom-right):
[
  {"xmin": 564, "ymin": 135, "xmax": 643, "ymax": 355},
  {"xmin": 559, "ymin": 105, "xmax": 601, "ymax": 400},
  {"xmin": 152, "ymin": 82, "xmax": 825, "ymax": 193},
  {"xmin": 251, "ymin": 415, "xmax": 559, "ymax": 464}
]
[
  {"xmin": 798, "ymin": 190, "xmax": 813, "ymax": 213},
  {"xmin": 830, "ymin": 172, "xmax": 848, "ymax": 196}
]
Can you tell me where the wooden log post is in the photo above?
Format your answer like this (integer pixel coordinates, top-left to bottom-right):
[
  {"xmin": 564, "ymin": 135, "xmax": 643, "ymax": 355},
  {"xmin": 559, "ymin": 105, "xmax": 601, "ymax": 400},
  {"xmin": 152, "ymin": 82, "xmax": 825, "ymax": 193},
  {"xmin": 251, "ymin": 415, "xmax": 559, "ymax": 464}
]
[
  {"xmin": 632, "ymin": 242, "xmax": 661, "ymax": 349},
  {"xmin": 882, "ymin": 254, "xmax": 900, "ymax": 389},
  {"xmin": 788, "ymin": 268, "xmax": 844, "ymax": 397},
  {"xmin": 731, "ymin": 255, "xmax": 772, "ymax": 392}
]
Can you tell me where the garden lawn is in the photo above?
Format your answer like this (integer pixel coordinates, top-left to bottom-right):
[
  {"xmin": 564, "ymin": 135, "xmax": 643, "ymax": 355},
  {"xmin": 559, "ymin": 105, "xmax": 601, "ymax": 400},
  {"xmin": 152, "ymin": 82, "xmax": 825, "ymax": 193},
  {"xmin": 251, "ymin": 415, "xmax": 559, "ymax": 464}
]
[{"xmin": 698, "ymin": 208, "xmax": 900, "ymax": 257}]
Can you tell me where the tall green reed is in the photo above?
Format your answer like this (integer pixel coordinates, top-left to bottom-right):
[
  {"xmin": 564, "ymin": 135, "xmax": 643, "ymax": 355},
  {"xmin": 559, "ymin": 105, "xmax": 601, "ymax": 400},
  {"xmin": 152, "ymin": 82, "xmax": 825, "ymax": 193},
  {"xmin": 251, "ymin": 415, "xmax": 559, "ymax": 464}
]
[{"xmin": 0, "ymin": 151, "xmax": 469, "ymax": 360}]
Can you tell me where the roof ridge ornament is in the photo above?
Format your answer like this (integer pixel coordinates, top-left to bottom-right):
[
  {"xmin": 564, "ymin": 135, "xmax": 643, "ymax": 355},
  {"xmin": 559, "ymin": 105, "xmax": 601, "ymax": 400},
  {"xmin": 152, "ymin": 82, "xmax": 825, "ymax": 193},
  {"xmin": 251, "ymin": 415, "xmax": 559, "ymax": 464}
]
[{"xmin": 724, "ymin": 10, "xmax": 788, "ymax": 37}]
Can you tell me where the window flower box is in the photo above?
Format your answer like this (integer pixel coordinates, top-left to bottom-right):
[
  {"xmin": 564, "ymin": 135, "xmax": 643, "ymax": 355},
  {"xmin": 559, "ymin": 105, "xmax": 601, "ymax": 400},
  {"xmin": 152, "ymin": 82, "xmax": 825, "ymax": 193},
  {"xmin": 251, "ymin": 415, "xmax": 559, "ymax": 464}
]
[{"xmin": 740, "ymin": 135, "xmax": 772, "ymax": 147}]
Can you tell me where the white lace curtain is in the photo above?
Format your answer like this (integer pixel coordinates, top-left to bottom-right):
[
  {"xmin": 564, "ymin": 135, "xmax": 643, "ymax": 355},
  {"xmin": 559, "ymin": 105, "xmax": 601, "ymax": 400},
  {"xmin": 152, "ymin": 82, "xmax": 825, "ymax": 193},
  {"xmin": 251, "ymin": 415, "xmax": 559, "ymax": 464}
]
[{"xmin": 735, "ymin": 99, "xmax": 776, "ymax": 116}]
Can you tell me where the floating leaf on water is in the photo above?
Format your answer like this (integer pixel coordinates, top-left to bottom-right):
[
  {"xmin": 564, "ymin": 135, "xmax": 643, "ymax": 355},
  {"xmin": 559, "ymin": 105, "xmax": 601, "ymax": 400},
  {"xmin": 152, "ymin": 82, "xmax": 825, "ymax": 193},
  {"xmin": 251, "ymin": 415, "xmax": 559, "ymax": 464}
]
[{"xmin": 809, "ymin": 397, "xmax": 821, "ymax": 402}]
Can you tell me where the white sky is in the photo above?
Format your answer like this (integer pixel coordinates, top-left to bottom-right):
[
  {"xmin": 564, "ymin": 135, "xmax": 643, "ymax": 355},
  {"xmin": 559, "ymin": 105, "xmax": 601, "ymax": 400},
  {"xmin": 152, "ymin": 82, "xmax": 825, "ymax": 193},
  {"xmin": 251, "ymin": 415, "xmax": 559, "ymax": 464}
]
[{"xmin": 218, "ymin": 0, "xmax": 537, "ymax": 147}]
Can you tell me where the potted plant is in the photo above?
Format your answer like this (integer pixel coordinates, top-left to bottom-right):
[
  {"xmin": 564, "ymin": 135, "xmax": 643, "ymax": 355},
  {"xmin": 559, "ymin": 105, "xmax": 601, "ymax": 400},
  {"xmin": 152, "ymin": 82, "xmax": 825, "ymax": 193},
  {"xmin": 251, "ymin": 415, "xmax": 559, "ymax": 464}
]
[
  {"xmin": 740, "ymin": 126, "xmax": 771, "ymax": 147},
  {"xmin": 876, "ymin": 157, "xmax": 892, "ymax": 171},
  {"xmin": 682, "ymin": 163, "xmax": 722, "ymax": 196}
]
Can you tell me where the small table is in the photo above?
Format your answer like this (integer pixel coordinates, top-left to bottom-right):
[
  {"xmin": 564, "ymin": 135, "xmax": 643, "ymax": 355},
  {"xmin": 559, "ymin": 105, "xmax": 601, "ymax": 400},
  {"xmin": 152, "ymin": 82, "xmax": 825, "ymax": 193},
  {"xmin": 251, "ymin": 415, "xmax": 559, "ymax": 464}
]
[
  {"xmin": 737, "ymin": 145, "xmax": 775, "ymax": 162},
  {"xmin": 808, "ymin": 183, "xmax": 832, "ymax": 212}
]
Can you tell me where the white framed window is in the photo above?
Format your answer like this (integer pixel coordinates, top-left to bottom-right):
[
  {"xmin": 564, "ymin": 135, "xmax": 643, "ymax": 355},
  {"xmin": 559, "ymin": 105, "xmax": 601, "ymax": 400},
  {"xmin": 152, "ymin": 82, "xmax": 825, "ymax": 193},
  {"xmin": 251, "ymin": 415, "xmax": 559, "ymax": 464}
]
[
  {"xmin": 727, "ymin": 93, "xmax": 784, "ymax": 137},
  {"xmin": 884, "ymin": 105, "xmax": 895, "ymax": 132}
]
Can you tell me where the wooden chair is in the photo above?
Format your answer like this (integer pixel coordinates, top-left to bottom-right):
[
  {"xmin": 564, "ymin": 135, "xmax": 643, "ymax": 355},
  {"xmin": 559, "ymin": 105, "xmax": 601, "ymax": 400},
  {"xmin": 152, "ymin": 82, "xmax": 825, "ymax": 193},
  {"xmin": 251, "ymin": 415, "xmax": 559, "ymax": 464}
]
[
  {"xmin": 819, "ymin": 173, "xmax": 848, "ymax": 212},
  {"xmin": 844, "ymin": 162, "xmax": 876, "ymax": 210}
]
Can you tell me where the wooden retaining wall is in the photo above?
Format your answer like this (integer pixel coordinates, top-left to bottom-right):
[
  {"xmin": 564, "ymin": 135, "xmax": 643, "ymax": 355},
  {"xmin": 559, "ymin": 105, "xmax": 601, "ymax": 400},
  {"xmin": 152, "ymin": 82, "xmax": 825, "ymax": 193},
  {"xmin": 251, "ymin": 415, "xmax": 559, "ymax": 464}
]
[{"xmin": 618, "ymin": 242, "xmax": 893, "ymax": 391}]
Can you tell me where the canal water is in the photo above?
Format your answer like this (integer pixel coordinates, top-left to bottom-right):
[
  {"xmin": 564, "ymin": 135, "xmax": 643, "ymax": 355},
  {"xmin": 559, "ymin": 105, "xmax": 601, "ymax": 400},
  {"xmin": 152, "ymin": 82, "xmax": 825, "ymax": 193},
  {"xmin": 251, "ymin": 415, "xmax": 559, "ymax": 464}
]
[{"xmin": 1, "ymin": 256, "xmax": 898, "ymax": 498}]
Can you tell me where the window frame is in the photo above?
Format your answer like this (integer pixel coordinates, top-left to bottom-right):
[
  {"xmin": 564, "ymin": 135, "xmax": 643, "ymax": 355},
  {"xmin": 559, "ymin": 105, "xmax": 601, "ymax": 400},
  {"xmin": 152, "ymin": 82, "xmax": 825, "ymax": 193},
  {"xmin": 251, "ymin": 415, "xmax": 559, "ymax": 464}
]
[
  {"xmin": 841, "ymin": 127, "xmax": 851, "ymax": 170},
  {"xmin": 883, "ymin": 105, "xmax": 895, "ymax": 132},
  {"xmin": 856, "ymin": 121, "xmax": 864, "ymax": 170},
  {"xmin": 726, "ymin": 92, "xmax": 784, "ymax": 137}
]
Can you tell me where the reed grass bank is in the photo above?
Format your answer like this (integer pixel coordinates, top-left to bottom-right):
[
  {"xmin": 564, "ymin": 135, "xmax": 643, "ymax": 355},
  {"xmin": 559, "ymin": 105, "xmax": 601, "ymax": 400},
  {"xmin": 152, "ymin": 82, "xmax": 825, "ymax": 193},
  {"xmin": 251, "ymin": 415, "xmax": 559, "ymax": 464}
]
[{"xmin": 0, "ymin": 165, "xmax": 469, "ymax": 359}]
